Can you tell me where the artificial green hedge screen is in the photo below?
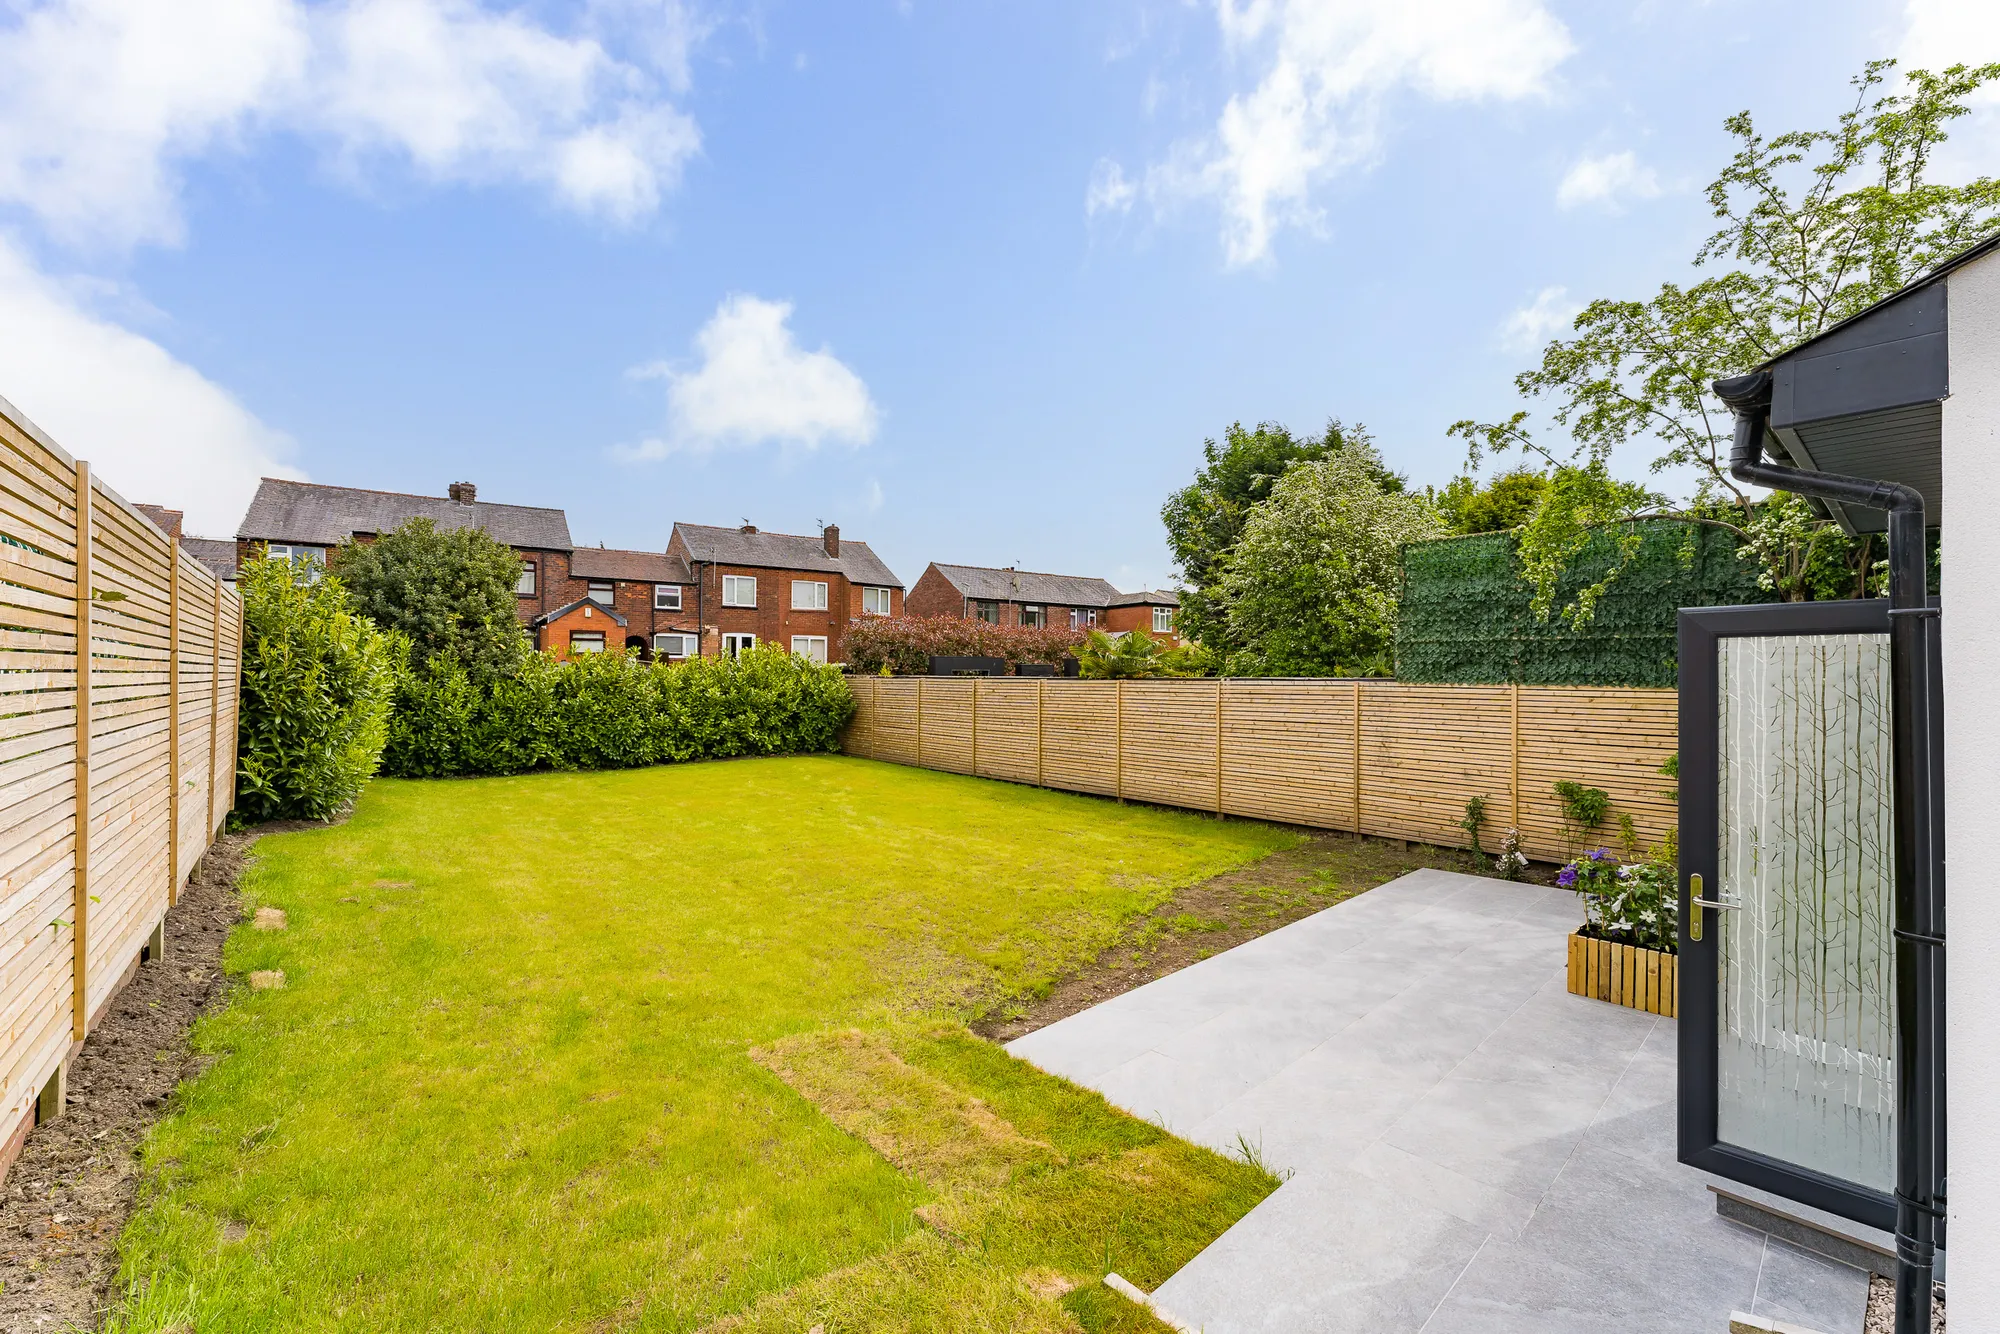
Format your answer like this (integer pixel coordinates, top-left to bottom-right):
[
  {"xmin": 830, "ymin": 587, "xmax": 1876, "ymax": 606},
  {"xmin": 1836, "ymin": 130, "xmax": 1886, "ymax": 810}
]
[{"xmin": 1395, "ymin": 521, "xmax": 1769, "ymax": 687}]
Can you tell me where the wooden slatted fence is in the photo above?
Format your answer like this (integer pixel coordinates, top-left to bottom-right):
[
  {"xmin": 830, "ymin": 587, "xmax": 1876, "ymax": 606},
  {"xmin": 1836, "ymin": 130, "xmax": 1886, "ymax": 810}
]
[
  {"xmin": 0, "ymin": 395, "xmax": 241, "ymax": 1175},
  {"xmin": 843, "ymin": 677, "xmax": 1676, "ymax": 863}
]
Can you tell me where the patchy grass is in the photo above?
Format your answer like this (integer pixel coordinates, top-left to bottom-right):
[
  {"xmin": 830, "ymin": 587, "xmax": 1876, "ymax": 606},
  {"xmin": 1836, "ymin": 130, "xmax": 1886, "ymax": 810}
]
[
  {"xmin": 979, "ymin": 830, "xmax": 1499, "ymax": 1042},
  {"xmin": 107, "ymin": 756, "xmax": 1294, "ymax": 1332}
]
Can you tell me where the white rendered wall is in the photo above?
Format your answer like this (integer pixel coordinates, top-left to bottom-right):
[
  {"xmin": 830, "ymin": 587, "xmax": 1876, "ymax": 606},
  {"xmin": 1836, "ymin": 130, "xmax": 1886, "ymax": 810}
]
[{"xmin": 1944, "ymin": 250, "xmax": 2000, "ymax": 1322}]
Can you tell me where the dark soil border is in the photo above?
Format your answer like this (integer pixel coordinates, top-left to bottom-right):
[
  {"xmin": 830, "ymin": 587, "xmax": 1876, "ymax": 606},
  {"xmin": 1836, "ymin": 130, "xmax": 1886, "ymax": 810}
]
[{"xmin": 0, "ymin": 821, "xmax": 310, "ymax": 1330}]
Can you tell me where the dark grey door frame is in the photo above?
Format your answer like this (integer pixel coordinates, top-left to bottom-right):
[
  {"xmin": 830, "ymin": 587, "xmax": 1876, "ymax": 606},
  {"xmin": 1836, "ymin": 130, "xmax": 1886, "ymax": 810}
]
[{"xmin": 1676, "ymin": 597, "xmax": 1897, "ymax": 1232}]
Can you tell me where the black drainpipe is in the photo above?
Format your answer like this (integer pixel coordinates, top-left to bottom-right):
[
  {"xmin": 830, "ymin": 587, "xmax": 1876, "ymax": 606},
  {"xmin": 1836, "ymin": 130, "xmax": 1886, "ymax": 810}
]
[{"xmin": 1713, "ymin": 370, "xmax": 1943, "ymax": 1334}]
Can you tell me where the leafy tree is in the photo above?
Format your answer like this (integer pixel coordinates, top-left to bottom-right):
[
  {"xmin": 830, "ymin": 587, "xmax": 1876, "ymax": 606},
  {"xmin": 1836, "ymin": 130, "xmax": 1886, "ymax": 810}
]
[
  {"xmin": 1434, "ymin": 468, "xmax": 1548, "ymax": 534},
  {"xmin": 235, "ymin": 557, "xmax": 401, "ymax": 822},
  {"xmin": 1161, "ymin": 419, "xmax": 1392, "ymax": 650},
  {"xmin": 1218, "ymin": 440, "xmax": 1446, "ymax": 676},
  {"xmin": 1454, "ymin": 59, "xmax": 1998, "ymax": 616},
  {"xmin": 329, "ymin": 518, "xmax": 527, "ymax": 685}
]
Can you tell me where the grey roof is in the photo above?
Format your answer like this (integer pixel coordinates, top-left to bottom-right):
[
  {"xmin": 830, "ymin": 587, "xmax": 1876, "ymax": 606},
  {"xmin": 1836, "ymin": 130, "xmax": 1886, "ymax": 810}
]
[
  {"xmin": 182, "ymin": 537, "xmax": 238, "ymax": 582},
  {"xmin": 929, "ymin": 563, "xmax": 1121, "ymax": 607},
  {"xmin": 238, "ymin": 478, "xmax": 573, "ymax": 550},
  {"xmin": 1106, "ymin": 588, "xmax": 1180, "ymax": 608},
  {"xmin": 568, "ymin": 547, "xmax": 691, "ymax": 583},
  {"xmin": 673, "ymin": 523, "xmax": 902, "ymax": 587},
  {"xmin": 530, "ymin": 597, "xmax": 628, "ymax": 629}
]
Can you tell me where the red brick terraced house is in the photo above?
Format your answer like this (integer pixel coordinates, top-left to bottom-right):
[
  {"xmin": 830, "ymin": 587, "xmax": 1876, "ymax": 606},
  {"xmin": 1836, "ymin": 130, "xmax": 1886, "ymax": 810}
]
[
  {"xmin": 905, "ymin": 563, "xmax": 1183, "ymax": 642},
  {"xmin": 666, "ymin": 522, "xmax": 903, "ymax": 663},
  {"xmin": 530, "ymin": 546, "xmax": 700, "ymax": 661},
  {"xmin": 236, "ymin": 479, "xmax": 575, "ymax": 624}
]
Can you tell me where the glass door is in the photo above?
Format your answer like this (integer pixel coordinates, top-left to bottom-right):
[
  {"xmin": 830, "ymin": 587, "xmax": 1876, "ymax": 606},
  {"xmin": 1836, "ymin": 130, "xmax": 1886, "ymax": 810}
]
[{"xmin": 1679, "ymin": 599, "xmax": 1897, "ymax": 1229}]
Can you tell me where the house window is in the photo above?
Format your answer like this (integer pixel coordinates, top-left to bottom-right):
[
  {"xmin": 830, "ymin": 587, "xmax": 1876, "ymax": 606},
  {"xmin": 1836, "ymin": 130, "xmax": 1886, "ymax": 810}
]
[
  {"xmin": 570, "ymin": 631, "xmax": 606, "ymax": 654},
  {"xmin": 862, "ymin": 586, "xmax": 892, "ymax": 616},
  {"xmin": 722, "ymin": 632, "xmax": 756, "ymax": 657},
  {"xmin": 792, "ymin": 580, "xmax": 828, "ymax": 611},
  {"xmin": 654, "ymin": 584, "xmax": 681, "ymax": 611},
  {"xmin": 1153, "ymin": 606, "xmax": 1173, "ymax": 634},
  {"xmin": 516, "ymin": 561, "xmax": 537, "ymax": 596},
  {"xmin": 265, "ymin": 543, "xmax": 327, "ymax": 582},
  {"xmin": 1068, "ymin": 608, "xmax": 1099, "ymax": 629},
  {"xmin": 790, "ymin": 635, "xmax": 829, "ymax": 664},
  {"xmin": 723, "ymin": 575, "xmax": 757, "ymax": 607},
  {"xmin": 653, "ymin": 632, "xmax": 696, "ymax": 659},
  {"xmin": 969, "ymin": 599, "xmax": 999, "ymax": 624},
  {"xmin": 1020, "ymin": 605, "xmax": 1044, "ymax": 629},
  {"xmin": 587, "ymin": 580, "xmax": 615, "ymax": 606}
]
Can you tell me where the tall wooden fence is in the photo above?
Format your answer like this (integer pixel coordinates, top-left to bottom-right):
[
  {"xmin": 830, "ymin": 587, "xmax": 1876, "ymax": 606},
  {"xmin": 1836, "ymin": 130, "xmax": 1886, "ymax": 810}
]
[
  {"xmin": 842, "ymin": 677, "xmax": 1677, "ymax": 863},
  {"xmin": 0, "ymin": 396, "xmax": 241, "ymax": 1162}
]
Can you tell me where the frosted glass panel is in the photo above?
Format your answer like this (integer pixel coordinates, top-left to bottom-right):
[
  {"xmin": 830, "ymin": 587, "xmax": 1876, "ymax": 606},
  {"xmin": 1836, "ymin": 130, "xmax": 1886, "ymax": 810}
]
[{"xmin": 1715, "ymin": 632, "xmax": 1894, "ymax": 1192}]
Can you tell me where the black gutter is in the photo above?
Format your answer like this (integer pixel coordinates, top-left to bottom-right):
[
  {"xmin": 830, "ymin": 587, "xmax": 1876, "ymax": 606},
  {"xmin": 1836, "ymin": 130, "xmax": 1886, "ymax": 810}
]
[{"xmin": 1713, "ymin": 370, "xmax": 1944, "ymax": 1334}]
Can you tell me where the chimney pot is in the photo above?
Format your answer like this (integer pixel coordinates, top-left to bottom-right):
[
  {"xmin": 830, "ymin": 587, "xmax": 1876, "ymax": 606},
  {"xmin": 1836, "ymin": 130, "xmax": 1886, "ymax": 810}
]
[
  {"xmin": 449, "ymin": 482, "xmax": 477, "ymax": 504},
  {"xmin": 822, "ymin": 523, "xmax": 840, "ymax": 557}
]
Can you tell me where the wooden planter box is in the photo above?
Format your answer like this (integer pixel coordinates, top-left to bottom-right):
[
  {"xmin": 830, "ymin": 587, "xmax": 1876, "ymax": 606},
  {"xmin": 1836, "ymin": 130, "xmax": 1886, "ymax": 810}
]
[{"xmin": 1567, "ymin": 933, "xmax": 1677, "ymax": 1018}]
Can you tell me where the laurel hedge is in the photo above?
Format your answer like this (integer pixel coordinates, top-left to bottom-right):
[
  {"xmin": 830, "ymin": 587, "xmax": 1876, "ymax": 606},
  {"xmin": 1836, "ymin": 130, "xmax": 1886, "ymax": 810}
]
[{"xmin": 1394, "ymin": 521, "xmax": 1769, "ymax": 687}]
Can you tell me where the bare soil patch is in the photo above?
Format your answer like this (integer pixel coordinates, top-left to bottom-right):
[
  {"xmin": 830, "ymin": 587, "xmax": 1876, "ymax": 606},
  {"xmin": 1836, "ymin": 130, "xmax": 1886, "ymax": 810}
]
[
  {"xmin": 0, "ymin": 819, "xmax": 319, "ymax": 1332},
  {"xmin": 978, "ymin": 830, "xmax": 1556, "ymax": 1043}
]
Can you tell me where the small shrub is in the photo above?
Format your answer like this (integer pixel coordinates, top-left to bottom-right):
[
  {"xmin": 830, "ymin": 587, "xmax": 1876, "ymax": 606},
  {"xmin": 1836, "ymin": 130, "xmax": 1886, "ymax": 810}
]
[
  {"xmin": 235, "ymin": 557, "xmax": 400, "ymax": 821},
  {"xmin": 1494, "ymin": 827, "xmax": 1528, "ymax": 880},
  {"xmin": 842, "ymin": 616, "xmax": 1084, "ymax": 675},
  {"xmin": 1560, "ymin": 848, "xmax": 1677, "ymax": 954},
  {"xmin": 1552, "ymin": 779, "xmax": 1611, "ymax": 853},
  {"xmin": 1459, "ymin": 796, "xmax": 1487, "ymax": 855}
]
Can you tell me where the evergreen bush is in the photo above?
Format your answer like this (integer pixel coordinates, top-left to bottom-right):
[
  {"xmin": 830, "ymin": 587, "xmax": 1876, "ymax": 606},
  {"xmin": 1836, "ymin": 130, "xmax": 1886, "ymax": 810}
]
[{"xmin": 235, "ymin": 557, "xmax": 401, "ymax": 821}]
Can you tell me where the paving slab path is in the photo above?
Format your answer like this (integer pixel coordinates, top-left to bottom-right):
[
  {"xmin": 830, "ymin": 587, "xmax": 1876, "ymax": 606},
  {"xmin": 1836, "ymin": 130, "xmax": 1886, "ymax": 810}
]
[{"xmin": 1008, "ymin": 869, "xmax": 1872, "ymax": 1334}]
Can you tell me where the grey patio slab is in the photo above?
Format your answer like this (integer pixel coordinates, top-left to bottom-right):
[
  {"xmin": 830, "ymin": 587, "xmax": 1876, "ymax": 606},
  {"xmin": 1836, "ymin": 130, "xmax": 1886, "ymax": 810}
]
[{"xmin": 1008, "ymin": 868, "xmax": 1872, "ymax": 1334}]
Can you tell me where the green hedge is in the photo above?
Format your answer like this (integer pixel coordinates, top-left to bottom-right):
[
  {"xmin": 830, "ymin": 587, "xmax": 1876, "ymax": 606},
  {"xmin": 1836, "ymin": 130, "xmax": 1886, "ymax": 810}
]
[
  {"xmin": 1395, "ymin": 521, "xmax": 1769, "ymax": 687},
  {"xmin": 381, "ymin": 645, "xmax": 856, "ymax": 778}
]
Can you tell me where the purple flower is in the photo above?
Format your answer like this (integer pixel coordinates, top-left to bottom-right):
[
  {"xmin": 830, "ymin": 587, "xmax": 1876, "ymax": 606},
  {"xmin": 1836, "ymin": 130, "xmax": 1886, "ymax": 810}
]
[
  {"xmin": 1592, "ymin": 847, "xmax": 1614, "ymax": 861},
  {"xmin": 1556, "ymin": 865, "xmax": 1578, "ymax": 888}
]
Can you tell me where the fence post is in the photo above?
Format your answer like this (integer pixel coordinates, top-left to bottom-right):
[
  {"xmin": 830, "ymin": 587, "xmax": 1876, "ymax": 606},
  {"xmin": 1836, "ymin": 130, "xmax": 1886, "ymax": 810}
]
[
  {"xmin": 1036, "ymin": 679, "xmax": 1045, "ymax": 787},
  {"xmin": 1351, "ymin": 680, "xmax": 1362, "ymax": 835},
  {"xmin": 1214, "ymin": 679, "xmax": 1224, "ymax": 815},
  {"xmin": 915, "ymin": 675, "xmax": 924, "ymax": 767},
  {"xmin": 224, "ymin": 595, "xmax": 239, "ymax": 819},
  {"xmin": 1510, "ymin": 683, "xmax": 1522, "ymax": 832},
  {"xmin": 71, "ymin": 461, "xmax": 91, "ymax": 1041},
  {"xmin": 167, "ymin": 545, "xmax": 180, "ymax": 905},
  {"xmin": 970, "ymin": 679, "xmax": 979, "ymax": 776},
  {"xmin": 208, "ymin": 581, "xmax": 221, "ymax": 838},
  {"xmin": 1115, "ymin": 681, "xmax": 1124, "ymax": 802}
]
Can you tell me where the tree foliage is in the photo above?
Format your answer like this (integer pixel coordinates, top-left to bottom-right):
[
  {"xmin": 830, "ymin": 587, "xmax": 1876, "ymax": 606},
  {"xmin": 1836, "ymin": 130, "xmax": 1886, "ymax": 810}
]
[
  {"xmin": 840, "ymin": 616, "xmax": 1086, "ymax": 676},
  {"xmin": 330, "ymin": 518, "xmax": 528, "ymax": 685},
  {"xmin": 1454, "ymin": 59, "xmax": 1998, "ymax": 619},
  {"xmin": 1433, "ymin": 468, "xmax": 1548, "ymax": 535},
  {"xmin": 1218, "ymin": 440, "xmax": 1446, "ymax": 676},
  {"xmin": 1161, "ymin": 419, "xmax": 1389, "ymax": 650},
  {"xmin": 235, "ymin": 556, "xmax": 401, "ymax": 822}
]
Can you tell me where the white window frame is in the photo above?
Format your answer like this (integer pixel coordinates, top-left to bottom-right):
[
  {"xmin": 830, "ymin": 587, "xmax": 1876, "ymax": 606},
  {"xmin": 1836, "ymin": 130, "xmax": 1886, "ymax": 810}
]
[
  {"xmin": 861, "ymin": 586, "xmax": 892, "ymax": 616},
  {"xmin": 790, "ymin": 635, "xmax": 829, "ymax": 664},
  {"xmin": 1020, "ymin": 604, "xmax": 1044, "ymax": 629},
  {"xmin": 265, "ymin": 543, "xmax": 326, "ymax": 582},
  {"xmin": 654, "ymin": 584, "xmax": 681, "ymax": 611},
  {"xmin": 721, "ymin": 632, "xmax": 757, "ymax": 657},
  {"xmin": 969, "ymin": 599, "xmax": 998, "ymax": 624},
  {"xmin": 652, "ymin": 632, "xmax": 696, "ymax": 659},
  {"xmin": 791, "ymin": 579, "xmax": 829, "ymax": 611},
  {"xmin": 569, "ymin": 631, "xmax": 607, "ymax": 655},
  {"xmin": 722, "ymin": 575, "xmax": 757, "ymax": 608},
  {"xmin": 516, "ymin": 560, "xmax": 537, "ymax": 596},
  {"xmin": 1153, "ymin": 606, "xmax": 1173, "ymax": 634},
  {"xmin": 587, "ymin": 580, "xmax": 615, "ymax": 606}
]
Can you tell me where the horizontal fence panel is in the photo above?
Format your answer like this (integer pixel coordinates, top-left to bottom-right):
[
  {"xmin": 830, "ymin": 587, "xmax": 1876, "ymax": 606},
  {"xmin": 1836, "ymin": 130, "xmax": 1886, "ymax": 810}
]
[
  {"xmin": 843, "ymin": 677, "xmax": 1676, "ymax": 864},
  {"xmin": 0, "ymin": 397, "xmax": 241, "ymax": 1161}
]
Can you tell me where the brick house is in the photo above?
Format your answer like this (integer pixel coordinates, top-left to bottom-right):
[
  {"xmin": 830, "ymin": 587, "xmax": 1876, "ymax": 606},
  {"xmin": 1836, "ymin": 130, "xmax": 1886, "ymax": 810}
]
[
  {"xmin": 529, "ymin": 547, "xmax": 699, "ymax": 660},
  {"xmin": 236, "ymin": 479, "xmax": 573, "ymax": 629},
  {"xmin": 133, "ymin": 503, "xmax": 240, "ymax": 588},
  {"xmin": 905, "ymin": 563, "xmax": 1182, "ymax": 641},
  {"xmin": 666, "ymin": 523, "xmax": 903, "ymax": 663}
]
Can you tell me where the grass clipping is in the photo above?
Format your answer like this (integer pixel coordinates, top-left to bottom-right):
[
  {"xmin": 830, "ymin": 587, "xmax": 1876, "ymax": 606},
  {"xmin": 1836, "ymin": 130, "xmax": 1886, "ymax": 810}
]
[{"xmin": 711, "ymin": 1027, "xmax": 1266, "ymax": 1334}]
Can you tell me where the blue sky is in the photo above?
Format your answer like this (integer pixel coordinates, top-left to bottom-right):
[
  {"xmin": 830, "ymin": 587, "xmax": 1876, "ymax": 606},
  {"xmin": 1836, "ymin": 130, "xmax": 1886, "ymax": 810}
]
[{"xmin": 0, "ymin": 0, "xmax": 1993, "ymax": 593}]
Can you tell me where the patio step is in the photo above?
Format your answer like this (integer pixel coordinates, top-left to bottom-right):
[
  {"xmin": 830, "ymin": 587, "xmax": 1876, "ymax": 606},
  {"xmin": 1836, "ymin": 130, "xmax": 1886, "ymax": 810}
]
[{"xmin": 1709, "ymin": 1183, "xmax": 1915, "ymax": 1281}]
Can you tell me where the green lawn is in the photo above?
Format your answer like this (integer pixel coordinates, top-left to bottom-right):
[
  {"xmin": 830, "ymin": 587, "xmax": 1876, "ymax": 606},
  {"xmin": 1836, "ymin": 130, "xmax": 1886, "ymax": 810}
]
[{"xmin": 111, "ymin": 755, "xmax": 1298, "ymax": 1332}]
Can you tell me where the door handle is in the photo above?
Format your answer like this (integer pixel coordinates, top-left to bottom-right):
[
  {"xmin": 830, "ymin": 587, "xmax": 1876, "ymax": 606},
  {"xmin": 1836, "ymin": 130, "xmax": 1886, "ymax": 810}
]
[{"xmin": 1687, "ymin": 874, "xmax": 1742, "ymax": 942}]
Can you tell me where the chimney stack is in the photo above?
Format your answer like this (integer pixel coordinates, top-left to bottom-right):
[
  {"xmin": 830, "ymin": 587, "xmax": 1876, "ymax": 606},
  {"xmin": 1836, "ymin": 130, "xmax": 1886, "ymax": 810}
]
[
  {"xmin": 448, "ymin": 482, "xmax": 477, "ymax": 504},
  {"xmin": 822, "ymin": 523, "xmax": 840, "ymax": 557},
  {"xmin": 739, "ymin": 522, "xmax": 758, "ymax": 534}
]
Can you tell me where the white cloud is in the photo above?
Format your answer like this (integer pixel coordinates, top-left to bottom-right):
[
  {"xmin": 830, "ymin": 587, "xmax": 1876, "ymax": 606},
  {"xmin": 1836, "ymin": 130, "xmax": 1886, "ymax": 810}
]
[
  {"xmin": 1555, "ymin": 150, "xmax": 1661, "ymax": 211},
  {"xmin": 0, "ymin": 0, "xmax": 703, "ymax": 248},
  {"xmin": 1502, "ymin": 284, "xmax": 1581, "ymax": 351},
  {"xmin": 1899, "ymin": 0, "xmax": 2000, "ymax": 183},
  {"xmin": 0, "ymin": 235, "xmax": 302, "ymax": 534},
  {"xmin": 619, "ymin": 295, "xmax": 879, "ymax": 459},
  {"xmin": 1144, "ymin": 0, "xmax": 1573, "ymax": 267},
  {"xmin": 1086, "ymin": 158, "xmax": 1137, "ymax": 216}
]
